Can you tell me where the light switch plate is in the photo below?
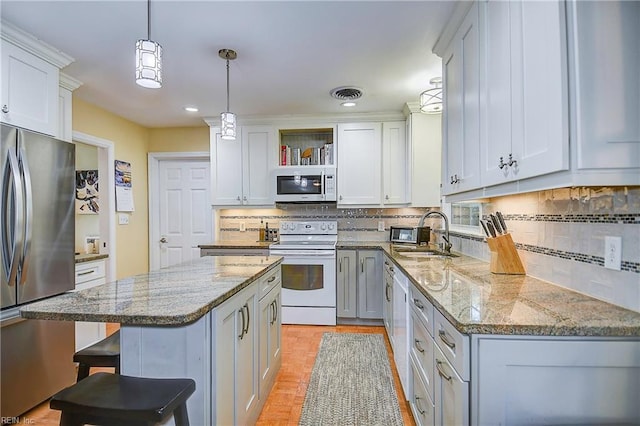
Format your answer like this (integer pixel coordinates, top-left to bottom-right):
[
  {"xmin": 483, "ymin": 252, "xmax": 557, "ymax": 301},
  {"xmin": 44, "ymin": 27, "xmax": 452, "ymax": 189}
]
[
  {"xmin": 239, "ymin": 222, "xmax": 246, "ymax": 232},
  {"xmin": 604, "ymin": 236, "xmax": 622, "ymax": 271},
  {"xmin": 378, "ymin": 221, "xmax": 385, "ymax": 232},
  {"xmin": 118, "ymin": 213, "xmax": 129, "ymax": 225}
]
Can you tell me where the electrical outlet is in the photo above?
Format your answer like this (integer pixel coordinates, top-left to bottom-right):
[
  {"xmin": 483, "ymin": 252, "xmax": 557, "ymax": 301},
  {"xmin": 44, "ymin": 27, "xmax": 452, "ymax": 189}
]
[
  {"xmin": 604, "ymin": 236, "xmax": 622, "ymax": 271},
  {"xmin": 378, "ymin": 221, "xmax": 385, "ymax": 232},
  {"xmin": 118, "ymin": 214, "xmax": 129, "ymax": 225},
  {"xmin": 239, "ymin": 222, "xmax": 246, "ymax": 232}
]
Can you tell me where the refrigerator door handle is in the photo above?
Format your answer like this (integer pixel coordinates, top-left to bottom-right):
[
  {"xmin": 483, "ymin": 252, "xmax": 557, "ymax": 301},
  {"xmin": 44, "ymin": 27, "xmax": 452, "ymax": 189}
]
[
  {"xmin": 2, "ymin": 149, "xmax": 24, "ymax": 286},
  {"xmin": 17, "ymin": 146, "xmax": 33, "ymax": 286}
]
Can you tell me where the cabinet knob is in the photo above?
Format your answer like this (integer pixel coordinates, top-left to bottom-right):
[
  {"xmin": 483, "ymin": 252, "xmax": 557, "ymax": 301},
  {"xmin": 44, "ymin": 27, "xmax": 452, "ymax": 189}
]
[
  {"xmin": 1, "ymin": 105, "xmax": 8, "ymax": 113},
  {"xmin": 243, "ymin": 196, "xmax": 247, "ymax": 201},
  {"xmin": 507, "ymin": 153, "xmax": 518, "ymax": 167},
  {"xmin": 160, "ymin": 237, "xmax": 168, "ymax": 243},
  {"xmin": 385, "ymin": 195, "xmax": 389, "ymax": 200},
  {"xmin": 236, "ymin": 196, "xmax": 241, "ymax": 201},
  {"xmin": 339, "ymin": 195, "xmax": 343, "ymax": 201}
]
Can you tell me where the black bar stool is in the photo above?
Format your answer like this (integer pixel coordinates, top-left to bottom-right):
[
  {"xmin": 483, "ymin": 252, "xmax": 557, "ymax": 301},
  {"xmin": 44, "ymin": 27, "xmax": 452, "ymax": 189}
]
[
  {"xmin": 73, "ymin": 330, "xmax": 120, "ymax": 381},
  {"xmin": 50, "ymin": 372, "xmax": 196, "ymax": 426}
]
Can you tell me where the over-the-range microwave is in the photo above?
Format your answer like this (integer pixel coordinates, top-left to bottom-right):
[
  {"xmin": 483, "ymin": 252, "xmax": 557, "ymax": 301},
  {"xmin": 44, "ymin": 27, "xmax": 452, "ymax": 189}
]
[{"xmin": 274, "ymin": 166, "xmax": 337, "ymax": 203}]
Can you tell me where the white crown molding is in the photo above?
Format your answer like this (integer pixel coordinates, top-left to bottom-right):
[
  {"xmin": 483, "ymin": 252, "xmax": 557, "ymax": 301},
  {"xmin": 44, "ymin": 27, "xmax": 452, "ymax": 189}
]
[
  {"xmin": 1, "ymin": 19, "xmax": 74, "ymax": 68},
  {"xmin": 432, "ymin": 1, "xmax": 474, "ymax": 57},
  {"xmin": 202, "ymin": 111, "xmax": 405, "ymax": 128},
  {"xmin": 403, "ymin": 102, "xmax": 422, "ymax": 115},
  {"xmin": 59, "ymin": 72, "xmax": 83, "ymax": 91}
]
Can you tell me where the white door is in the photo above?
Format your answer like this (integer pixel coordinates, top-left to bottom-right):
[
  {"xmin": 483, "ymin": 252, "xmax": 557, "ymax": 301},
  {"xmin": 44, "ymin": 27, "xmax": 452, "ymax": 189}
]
[{"xmin": 158, "ymin": 159, "xmax": 212, "ymax": 268}]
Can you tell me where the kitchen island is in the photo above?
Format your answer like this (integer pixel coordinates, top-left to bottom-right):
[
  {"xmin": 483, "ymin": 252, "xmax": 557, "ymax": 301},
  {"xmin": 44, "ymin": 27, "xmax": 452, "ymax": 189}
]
[{"xmin": 21, "ymin": 255, "xmax": 283, "ymax": 426}]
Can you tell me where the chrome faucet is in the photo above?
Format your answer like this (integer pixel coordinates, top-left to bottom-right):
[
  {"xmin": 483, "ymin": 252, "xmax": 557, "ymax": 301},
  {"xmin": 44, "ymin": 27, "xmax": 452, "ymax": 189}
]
[{"xmin": 418, "ymin": 210, "xmax": 452, "ymax": 254}]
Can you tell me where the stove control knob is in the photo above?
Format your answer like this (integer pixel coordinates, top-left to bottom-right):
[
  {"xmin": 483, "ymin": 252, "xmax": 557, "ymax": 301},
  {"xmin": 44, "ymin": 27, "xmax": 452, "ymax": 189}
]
[
  {"xmin": 321, "ymin": 223, "xmax": 327, "ymax": 231},
  {"xmin": 281, "ymin": 223, "xmax": 288, "ymax": 230},
  {"xmin": 328, "ymin": 223, "xmax": 335, "ymax": 230}
]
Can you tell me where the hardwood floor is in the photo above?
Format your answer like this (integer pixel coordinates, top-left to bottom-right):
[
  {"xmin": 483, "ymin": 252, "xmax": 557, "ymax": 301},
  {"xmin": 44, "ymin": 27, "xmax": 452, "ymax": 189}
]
[{"xmin": 20, "ymin": 324, "xmax": 415, "ymax": 425}]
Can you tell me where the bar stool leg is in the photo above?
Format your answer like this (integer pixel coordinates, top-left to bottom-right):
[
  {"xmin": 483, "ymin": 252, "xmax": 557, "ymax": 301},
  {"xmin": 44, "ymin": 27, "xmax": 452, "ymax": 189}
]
[
  {"xmin": 173, "ymin": 402, "xmax": 190, "ymax": 426},
  {"xmin": 76, "ymin": 364, "xmax": 90, "ymax": 382}
]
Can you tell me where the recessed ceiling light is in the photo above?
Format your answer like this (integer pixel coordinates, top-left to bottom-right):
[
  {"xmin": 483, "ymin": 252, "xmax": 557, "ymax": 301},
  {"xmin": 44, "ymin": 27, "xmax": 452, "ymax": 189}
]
[
  {"xmin": 184, "ymin": 106, "xmax": 199, "ymax": 112},
  {"xmin": 341, "ymin": 102, "xmax": 356, "ymax": 107}
]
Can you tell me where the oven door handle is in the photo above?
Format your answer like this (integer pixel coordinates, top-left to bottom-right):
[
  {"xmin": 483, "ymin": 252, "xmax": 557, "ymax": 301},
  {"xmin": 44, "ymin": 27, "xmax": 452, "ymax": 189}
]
[{"xmin": 269, "ymin": 250, "xmax": 336, "ymax": 257}]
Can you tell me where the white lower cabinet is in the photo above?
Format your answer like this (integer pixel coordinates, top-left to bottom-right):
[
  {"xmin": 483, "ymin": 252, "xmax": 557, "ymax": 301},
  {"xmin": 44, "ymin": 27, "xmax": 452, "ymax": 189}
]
[
  {"xmin": 74, "ymin": 260, "xmax": 106, "ymax": 351},
  {"xmin": 409, "ymin": 282, "xmax": 469, "ymax": 426},
  {"xmin": 215, "ymin": 282, "xmax": 259, "ymax": 426},
  {"xmin": 336, "ymin": 249, "xmax": 383, "ymax": 320},
  {"xmin": 259, "ymin": 271, "xmax": 282, "ymax": 400},
  {"xmin": 473, "ymin": 336, "xmax": 640, "ymax": 425}
]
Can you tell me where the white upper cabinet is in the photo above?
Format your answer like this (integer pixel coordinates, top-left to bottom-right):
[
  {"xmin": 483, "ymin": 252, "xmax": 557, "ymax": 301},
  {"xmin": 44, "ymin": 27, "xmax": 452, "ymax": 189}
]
[
  {"xmin": 1, "ymin": 22, "xmax": 74, "ymax": 137},
  {"xmin": 382, "ymin": 121, "xmax": 408, "ymax": 205},
  {"xmin": 441, "ymin": 2, "xmax": 481, "ymax": 195},
  {"xmin": 210, "ymin": 125, "xmax": 275, "ymax": 206},
  {"xmin": 479, "ymin": 0, "xmax": 569, "ymax": 186},
  {"xmin": 1, "ymin": 40, "xmax": 59, "ymax": 136},
  {"xmin": 568, "ymin": 0, "xmax": 640, "ymax": 176},
  {"xmin": 405, "ymin": 109, "xmax": 442, "ymax": 208},
  {"xmin": 337, "ymin": 122, "xmax": 382, "ymax": 205}
]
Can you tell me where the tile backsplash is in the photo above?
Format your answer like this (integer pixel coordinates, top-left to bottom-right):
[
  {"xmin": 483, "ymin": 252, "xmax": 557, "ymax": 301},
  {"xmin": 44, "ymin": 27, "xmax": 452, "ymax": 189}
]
[
  {"xmin": 446, "ymin": 187, "xmax": 640, "ymax": 313},
  {"xmin": 217, "ymin": 187, "xmax": 639, "ymax": 313},
  {"xmin": 218, "ymin": 205, "xmax": 436, "ymax": 242}
]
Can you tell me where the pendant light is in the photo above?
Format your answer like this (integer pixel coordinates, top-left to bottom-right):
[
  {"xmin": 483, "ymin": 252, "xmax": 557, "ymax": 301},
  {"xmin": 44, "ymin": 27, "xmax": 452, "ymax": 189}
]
[
  {"xmin": 219, "ymin": 49, "xmax": 237, "ymax": 140},
  {"xmin": 420, "ymin": 77, "xmax": 443, "ymax": 114},
  {"xmin": 135, "ymin": 0, "xmax": 162, "ymax": 88}
]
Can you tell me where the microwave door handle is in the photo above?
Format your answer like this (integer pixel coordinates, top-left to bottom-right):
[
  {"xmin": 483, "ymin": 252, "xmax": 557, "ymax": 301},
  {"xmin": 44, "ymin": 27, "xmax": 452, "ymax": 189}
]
[
  {"xmin": 2, "ymin": 149, "xmax": 24, "ymax": 287},
  {"xmin": 321, "ymin": 170, "xmax": 325, "ymax": 201}
]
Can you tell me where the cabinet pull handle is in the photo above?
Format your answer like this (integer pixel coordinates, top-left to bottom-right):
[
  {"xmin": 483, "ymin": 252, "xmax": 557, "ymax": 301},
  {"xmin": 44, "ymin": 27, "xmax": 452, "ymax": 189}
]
[
  {"xmin": 385, "ymin": 284, "xmax": 391, "ymax": 302},
  {"xmin": 360, "ymin": 258, "xmax": 364, "ymax": 273},
  {"xmin": 414, "ymin": 339, "xmax": 425, "ymax": 353},
  {"xmin": 270, "ymin": 301, "xmax": 276, "ymax": 325},
  {"xmin": 385, "ymin": 195, "xmax": 389, "ymax": 200},
  {"xmin": 243, "ymin": 303, "xmax": 250, "ymax": 336},
  {"xmin": 236, "ymin": 196, "xmax": 241, "ymax": 201},
  {"xmin": 436, "ymin": 359, "xmax": 452, "ymax": 382},
  {"xmin": 243, "ymin": 196, "xmax": 247, "ymax": 201},
  {"xmin": 238, "ymin": 306, "xmax": 246, "ymax": 340},
  {"xmin": 498, "ymin": 156, "xmax": 508, "ymax": 169},
  {"xmin": 438, "ymin": 329, "xmax": 456, "ymax": 350},
  {"xmin": 267, "ymin": 276, "xmax": 276, "ymax": 283},
  {"xmin": 450, "ymin": 174, "xmax": 459, "ymax": 184},
  {"xmin": 2, "ymin": 105, "xmax": 9, "ymax": 113},
  {"xmin": 273, "ymin": 300, "xmax": 278, "ymax": 324},
  {"xmin": 415, "ymin": 396, "xmax": 426, "ymax": 415},
  {"xmin": 77, "ymin": 270, "xmax": 94, "ymax": 276},
  {"xmin": 339, "ymin": 258, "xmax": 342, "ymax": 272},
  {"xmin": 413, "ymin": 298, "xmax": 424, "ymax": 310}
]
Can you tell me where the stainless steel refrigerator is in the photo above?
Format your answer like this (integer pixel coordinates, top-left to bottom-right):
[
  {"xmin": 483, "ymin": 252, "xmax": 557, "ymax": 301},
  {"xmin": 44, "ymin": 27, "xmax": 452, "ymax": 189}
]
[{"xmin": 1, "ymin": 124, "xmax": 76, "ymax": 418}]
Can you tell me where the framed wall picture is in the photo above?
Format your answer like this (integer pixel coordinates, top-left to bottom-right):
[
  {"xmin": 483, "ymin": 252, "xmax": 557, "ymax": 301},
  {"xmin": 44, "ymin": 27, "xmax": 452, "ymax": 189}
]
[{"xmin": 76, "ymin": 170, "xmax": 99, "ymax": 214}]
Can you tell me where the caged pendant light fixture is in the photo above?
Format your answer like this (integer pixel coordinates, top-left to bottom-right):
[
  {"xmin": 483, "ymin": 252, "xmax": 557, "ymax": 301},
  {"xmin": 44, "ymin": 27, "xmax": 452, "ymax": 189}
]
[
  {"xmin": 135, "ymin": 0, "xmax": 162, "ymax": 88},
  {"xmin": 219, "ymin": 49, "xmax": 237, "ymax": 140},
  {"xmin": 420, "ymin": 77, "xmax": 443, "ymax": 114}
]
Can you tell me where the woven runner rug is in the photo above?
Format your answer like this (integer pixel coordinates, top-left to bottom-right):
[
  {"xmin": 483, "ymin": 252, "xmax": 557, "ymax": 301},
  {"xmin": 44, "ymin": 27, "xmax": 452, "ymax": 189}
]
[{"xmin": 299, "ymin": 332, "xmax": 404, "ymax": 426}]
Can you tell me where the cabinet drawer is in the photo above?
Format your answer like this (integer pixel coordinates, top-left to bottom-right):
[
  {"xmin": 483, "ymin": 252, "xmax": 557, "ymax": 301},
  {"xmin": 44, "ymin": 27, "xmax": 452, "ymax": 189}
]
[
  {"xmin": 410, "ymin": 284, "xmax": 434, "ymax": 337},
  {"xmin": 410, "ymin": 310, "xmax": 435, "ymax": 400},
  {"xmin": 434, "ymin": 309, "xmax": 470, "ymax": 381},
  {"xmin": 259, "ymin": 268, "xmax": 281, "ymax": 300},
  {"xmin": 410, "ymin": 356, "xmax": 436, "ymax": 426},
  {"xmin": 75, "ymin": 260, "xmax": 106, "ymax": 285}
]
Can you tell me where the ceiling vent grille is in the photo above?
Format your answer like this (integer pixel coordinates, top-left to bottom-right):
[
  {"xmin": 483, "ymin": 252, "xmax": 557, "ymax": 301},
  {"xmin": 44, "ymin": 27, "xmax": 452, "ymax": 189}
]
[{"xmin": 330, "ymin": 86, "xmax": 363, "ymax": 101}]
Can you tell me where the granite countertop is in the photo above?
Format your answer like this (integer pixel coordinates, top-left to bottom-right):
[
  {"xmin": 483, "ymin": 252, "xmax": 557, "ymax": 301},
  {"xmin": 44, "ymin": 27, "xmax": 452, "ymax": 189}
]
[
  {"xmin": 75, "ymin": 253, "xmax": 109, "ymax": 263},
  {"xmin": 21, "ymin": 255, "xmax": 282, "ymax": 326},
  {"xmin": 198, "ymin": 241, "xmax": 272, "ymax": 249},
  {"xmin": 338, "ymin": 240, "xmax": 640, "ymax": 337}
]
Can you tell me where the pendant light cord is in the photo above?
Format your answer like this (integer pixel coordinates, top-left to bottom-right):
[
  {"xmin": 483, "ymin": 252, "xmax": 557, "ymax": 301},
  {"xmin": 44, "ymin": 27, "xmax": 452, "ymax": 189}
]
[
  {"xmin": 226, "ymin": 58, "xmax": 230, "ymax": 111},
  {"xmin": 147, "ymin": 0, "xmax": 151, "ymax": 40}
]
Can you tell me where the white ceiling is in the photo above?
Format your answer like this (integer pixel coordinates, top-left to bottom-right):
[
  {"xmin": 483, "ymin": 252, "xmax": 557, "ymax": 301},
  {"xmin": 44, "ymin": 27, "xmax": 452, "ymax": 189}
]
[{"xmin": 0, "ymin": 1, "xmax": 457, "ymax": 128}]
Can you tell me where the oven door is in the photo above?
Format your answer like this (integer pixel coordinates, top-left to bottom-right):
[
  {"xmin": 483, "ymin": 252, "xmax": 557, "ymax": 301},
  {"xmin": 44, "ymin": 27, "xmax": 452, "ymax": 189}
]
[{"xmin": 276, "ymin": 251, "xmax": 336, "ymax": 307}]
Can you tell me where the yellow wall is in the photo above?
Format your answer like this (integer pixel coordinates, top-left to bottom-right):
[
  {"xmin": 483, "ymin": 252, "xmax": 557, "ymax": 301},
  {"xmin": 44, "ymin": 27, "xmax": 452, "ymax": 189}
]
[
  {"xmin": 148, "ymin": 126, "xmax": 209, "ymax": 152},
  {"xmin": 73, "ymin": 98, "xmax": 150, "ymax": 279}
]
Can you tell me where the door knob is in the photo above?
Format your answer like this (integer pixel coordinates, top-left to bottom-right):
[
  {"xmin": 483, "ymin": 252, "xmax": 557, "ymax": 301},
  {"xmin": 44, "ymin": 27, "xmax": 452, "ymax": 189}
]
[
  {"xmin": 160, "ymin": 237, "xmax": 168, "ymax": 243},
  {"xmin": 1, "ymin": 105, "xmax": 8, "ymax": 113}
]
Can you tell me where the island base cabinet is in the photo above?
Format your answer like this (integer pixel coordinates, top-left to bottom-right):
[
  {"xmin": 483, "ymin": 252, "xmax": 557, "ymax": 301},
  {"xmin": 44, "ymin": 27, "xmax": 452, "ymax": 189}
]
[
  {"xmin": 120, "ymin": 317, "xmax": 213, "ymax": 426},
  {"xmin": 259, "ymin": 283, "xmax": 282, "ymax": 400},
  {"xmin": 473, "ymin": 336, "xmax": 640, "ymax": 425},
  {"xmin": 215, "ymin": 284, "xmax": 259, "ymax": 426}
]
